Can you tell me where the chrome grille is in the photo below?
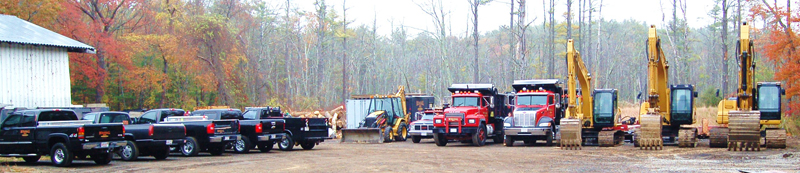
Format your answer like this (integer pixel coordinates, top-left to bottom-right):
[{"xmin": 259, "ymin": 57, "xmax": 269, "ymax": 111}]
[
  {"xmin": 445, "ymin": 113, "xmax": 465, "ymax": 119},
  {"xmin": 514, "ymin": 113, "xmax": 537, "ymax": 127},
  {"xmin": 414, "ymin": 124, "xmax": 433, "ymax": 130},
  {"xmin": 448, "ymin": 122, "xmax": 461, "ymax": 126}
]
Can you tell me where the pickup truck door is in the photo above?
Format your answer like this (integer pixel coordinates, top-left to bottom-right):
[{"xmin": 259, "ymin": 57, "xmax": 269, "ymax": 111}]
[{"xmin": 0, "ymin": 113, "xmax": 35, "ymax": 154}]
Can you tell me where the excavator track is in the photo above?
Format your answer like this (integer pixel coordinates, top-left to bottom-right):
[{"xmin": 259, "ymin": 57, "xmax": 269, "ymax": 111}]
[
  {"xmin": 709, "ymin": 127, "xmax": 728, "ymax": 148},
  {"xmin": 727, "ymin": 111, "xmax": 761, "ymax": 151},
  {"xmin": 637, "ymin": 113, "xmax": 663, "ymax": 150},
  {"xmin": 598, "ymin": 130, "xmax": 622, "ymax": 147},
  {"xmin": 678, "ymin": 127, "xmax": 697, "ymax": 148},
  {"xmin": 765, "ymin": 129, "xmax": 787, "ymax": 149},
  {"xmin": 559, "ymin": 119, "xmax": 582, "ymax": 150}
]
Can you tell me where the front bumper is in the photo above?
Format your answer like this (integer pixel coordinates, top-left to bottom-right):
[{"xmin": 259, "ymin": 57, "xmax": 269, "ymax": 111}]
[
  {"xmin": 82, "ymin": 140, "xmax": 127, "ymax": 150},
  {"xmin": 256, "ymin": 133, "xmax": 286, "ymax": 142},
  {"xmin": 432, "ymin": 127, "xmax": 479, "ymax": 137},
  {"xmin": 209, "ymin": 134, "xmax": 241, "ymax": 143},
  {"xmin": 409, "ymin": 130, "xmax": 434, "ymax": 138},
  {"xmin": 504, "ymin": 127, "xmax": 550, "ymax": 136}
]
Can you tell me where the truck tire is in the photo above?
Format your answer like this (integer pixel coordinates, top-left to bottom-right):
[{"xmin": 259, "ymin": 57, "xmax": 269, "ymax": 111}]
[
  {"xmin": 181, "ymin": 137, "xmax": 199, "ymax": 156},
  {"xmin": 433, "ymin": 133, "xmax": 447, "ymax": 146},
  {"xmin": 493, "ymin": 134, "xmax": 504, "ymax": 144},
  {"xmin": 504, "ymin": 135, "xmax": 514, "ymax": 147},
  {"xmin": 92, "ymin": 153, "xmax": 113, "ymax": 165},
  {"xmin": 472, "ymin": 124, "xmax": 487, "ymax": 146},
  {"xmin": 383, "ymin": 126, "xmax": 394, "ymax": 142},
  {"xmin": 412, "ymin": 136, "xmax": 421, "ymax": 143},
  {"xmin": 396, "ymin": 124, "xmax": 408, "ymax": 141},
  {"xmin": 208, "ymin": 145, "xmax": 224, "ymax": 156},
  {"xmin": 300, "ymin": 142, "xmax": 315, "ymax": 150},
  {"xmin": 153, "ymin": 146, "xmax": 169, "ymax": 160},
  {"xmin": 279, "ymin": 135, "xmax": 295, "ymax": 151},
  {"xmin": 50, "ymin": 143, "xmax": 73, "ymax": 167},
  {"xmin": 258, "ymin": 141, "xmax": 274, "ymax": 152},
  {"xmin": 119, "ymin": 140, "xmax": 139, "ymax": 161},
  {"xmin": 234, "ymin": 137, "xmax": 252, "ymax": 153},
  {"xmin": 22, "ymin": 156, "xmax": 40, "ymax": 163},
  {"xmin": 546, "ymin": 131, "xmax": 554, "ymax": 146}
]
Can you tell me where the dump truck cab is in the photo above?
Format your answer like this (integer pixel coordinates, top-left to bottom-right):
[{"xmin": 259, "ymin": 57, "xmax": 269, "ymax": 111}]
[
  {"xmin": 432, "ymin": 84, "xmax": 510, "ymax": 147},
  {"xmin": 503, "ymin": 79, "xmax": 564, "ymax": 146}
]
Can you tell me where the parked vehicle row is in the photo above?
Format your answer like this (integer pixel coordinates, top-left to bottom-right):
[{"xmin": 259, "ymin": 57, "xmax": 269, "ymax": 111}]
[{"xmin": 0, "ymin": 107, "xmax": 330, "ymax": 167}]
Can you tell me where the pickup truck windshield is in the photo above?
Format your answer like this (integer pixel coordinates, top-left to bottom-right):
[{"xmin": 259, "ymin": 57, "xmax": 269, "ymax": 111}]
[
  {"xmin": 38, "ymin": 111, "xmax": 78, "ymax": 121},
  {"xmin": 99, "ymin": 113, "xmax": 131, "ymax": 123}
]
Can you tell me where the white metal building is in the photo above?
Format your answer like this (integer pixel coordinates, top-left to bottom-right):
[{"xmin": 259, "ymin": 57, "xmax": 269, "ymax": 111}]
[{"xmin": 0, "ymin": 14, "xmax": 95, "ymax": 108}]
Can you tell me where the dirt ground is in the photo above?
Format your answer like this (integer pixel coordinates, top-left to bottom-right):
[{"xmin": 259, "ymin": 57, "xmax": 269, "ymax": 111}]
[{"xmin": 2, "ymin": 137, "xmax": 799, "ymax": 173}]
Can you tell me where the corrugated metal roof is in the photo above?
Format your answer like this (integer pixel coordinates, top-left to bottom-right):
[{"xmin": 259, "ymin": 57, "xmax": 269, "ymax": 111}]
[{"xmin": 0, "ymin": 14, "xmax": 95, "ymax": 53}]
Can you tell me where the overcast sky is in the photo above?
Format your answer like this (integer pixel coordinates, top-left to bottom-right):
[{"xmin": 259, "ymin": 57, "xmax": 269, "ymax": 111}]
[{"xmin": 287, "ymin": 0, "xmax": 719, "ymax": 36}]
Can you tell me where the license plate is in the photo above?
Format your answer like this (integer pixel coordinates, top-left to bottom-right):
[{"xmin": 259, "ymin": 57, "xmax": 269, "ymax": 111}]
[
  {"xmin": 450, "ymin": 128, "xmax": 457, "ymax": 133},
  {"xmin": 166, "ymin": 140, "xmax": 173, "ymax": 145},
  {"xmin": 521, "ymin": 128, "xmax": 528, "ymax": 132},
  {"xmin": 270, "ymin": 135, "xmax": 276, "ymax": 139},
  {"xmin": 421, "ymin": 133, "xmax": 428, "ymax": 136},
  {"xmin": 225, "ymin": 136, "xmax": 231, "ymax": 140},
  {"xmin": 101, "ymin": 142, "xmax": 109, "ymax": 148}
]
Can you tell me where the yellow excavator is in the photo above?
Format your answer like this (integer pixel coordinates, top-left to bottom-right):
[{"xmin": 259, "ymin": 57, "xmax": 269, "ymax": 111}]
[
  {"xmin": 560, "ymin": 39, "xmax": 625, "ymax": 150},
  {"xmin": 340, "ymin": 86, "xmax": 410, "ymax": 143},
  {"xmin": 637, "ymin": 25, "xmax": 698, "ymax": 150},
  {"xmin": 712, "ymin": 22, "xmax": 786, "ymax": 151}
]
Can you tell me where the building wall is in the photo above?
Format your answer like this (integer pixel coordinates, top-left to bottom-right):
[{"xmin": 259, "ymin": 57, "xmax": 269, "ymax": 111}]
[{"xmin": 0, "ymin": 42, "xmax": 72, "ymax": 108}]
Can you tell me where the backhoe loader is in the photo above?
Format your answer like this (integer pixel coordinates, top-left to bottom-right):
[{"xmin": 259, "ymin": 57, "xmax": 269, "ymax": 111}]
[
  {"xmin": 340, "ymin": 86, "xmax": 409, "ymax": 143},
  {"xmin": 637, "ymin": 25, "xmax": 698, "ymax": 150},
  {"xmin": 712, "ymin": 22, "xmax": 786, "ymax": 151},
  {"xmin": 560, "ymin": 39, "xmax": 625, "ymax": 150}
]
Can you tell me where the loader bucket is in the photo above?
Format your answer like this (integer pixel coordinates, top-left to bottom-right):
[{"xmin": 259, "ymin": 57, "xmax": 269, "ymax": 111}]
[{"xmin": 340, "ymin": 128, "xmax": 384, "ymax": 143}]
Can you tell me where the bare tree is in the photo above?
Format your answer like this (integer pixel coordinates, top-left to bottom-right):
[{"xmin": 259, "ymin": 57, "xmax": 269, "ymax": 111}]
[
  {"xmin": 722, "ymin": 0, "xmax": 729, "ymax": 94},
  {"xmin": 470, "ymin": 0, "xmax": 494, "ymax": 83}
]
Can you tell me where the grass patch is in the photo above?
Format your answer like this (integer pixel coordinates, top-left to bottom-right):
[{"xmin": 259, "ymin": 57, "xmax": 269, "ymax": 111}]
[{"xmin": 0, "ymin": 157, "xmax": 36, "ymax": 173}]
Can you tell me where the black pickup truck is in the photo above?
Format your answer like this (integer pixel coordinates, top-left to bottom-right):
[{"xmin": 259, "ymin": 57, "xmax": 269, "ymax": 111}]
[
  {"xmin": 244, "ymin": 107, "xmax": 329, "ymax": 150},
  {"xmin": 135, "ymin": 108, "xmax": 240, "ymax": 156},
  {"xmin": 0, "ymin": 109, "xmax": 126, "ymax": 167},
  {"xmin": 83, "ymin": 111, "xmax": 186, "ymax": 160},
  {"xmin": 191, "ymin": 109, "xmax": 285, "ymax": 153}
]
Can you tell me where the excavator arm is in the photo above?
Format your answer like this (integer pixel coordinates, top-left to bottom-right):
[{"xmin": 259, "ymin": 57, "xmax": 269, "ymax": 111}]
[{"xmin": 565, "ymin": 39, "xmax": 593, "ymax": 126}]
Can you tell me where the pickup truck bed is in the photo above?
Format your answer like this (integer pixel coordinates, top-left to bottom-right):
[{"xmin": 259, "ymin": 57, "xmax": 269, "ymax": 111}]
[{"xmin": 84, "ymin": 111, "xmax": 186, "ymax": 161}]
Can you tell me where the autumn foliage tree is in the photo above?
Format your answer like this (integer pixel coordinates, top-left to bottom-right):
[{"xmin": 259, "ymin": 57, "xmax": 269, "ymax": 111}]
[{"xmin": 750, "ymin": 0, "xmax": 800, "ymax": 115}]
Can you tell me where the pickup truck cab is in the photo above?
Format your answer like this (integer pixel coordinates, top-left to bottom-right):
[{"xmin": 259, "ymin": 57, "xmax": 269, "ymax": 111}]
[
  {"xmin": 83, "ymin": 111, "xmax": 186, "ymax": 160},
  {"xmin": 409, "ymin": 108, "xmax": 442, "ymax": 143},
  {"xmin": 0, "ymin": 109, "xmax": 127, "ymax": 167},
  {"xmin": 191, "ymin": 109, "xmax": 285, "ymax": 153},
  {"xmin": 244, "ymin": 107, "xmax": 329, "ymax": 150},
  {"xmin": 136, "ymin": 108, "xmax": 240, "ymax": 156}
]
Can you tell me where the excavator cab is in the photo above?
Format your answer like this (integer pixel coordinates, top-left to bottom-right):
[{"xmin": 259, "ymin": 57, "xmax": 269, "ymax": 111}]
[
  {"xmin": 756, "ymin": 82, "xmax": 783, "ymax": 122},
  {"xmin": 592, "ymin": 89, "xmax": 618, "ymax": 129},
  {"xmin": 669, "ymin": 85, "xmax": 697, "ymax": 126}
]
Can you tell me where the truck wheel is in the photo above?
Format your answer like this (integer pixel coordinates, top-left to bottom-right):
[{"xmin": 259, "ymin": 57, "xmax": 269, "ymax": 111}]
[
  {"xmin": 181, "ymin": 137, "xmax": 199, "ymax": 156},
  {"xmin": 493, "ymin": 134, "xmax": 504, "ymax": 144},
  {"xmin": 91, "ymin": 153, "xmax": 113, "ymax": 165},
  {"xmin": 258, "ymin": 141, "xmax": 274, "ymax": 152},
  {"xmin": 234, "ymin": 137, "xmax": 252, "ymax": 153},
  {"xmin": 504, "ymin": 136, "xmax": 514, "ymax": 147},
  {"xmin": 433, "ymin": 133, "xmax": 447, "ymax": 146},
  {"xmin": 50, "ymin": 143, "xmax": 73, "ymax": 167},
  {"xmin": 22, "ymin": 156, "xmax": 40, "ymax": 163},
  {"xmin": 472, "ymin": 124, "xmax": 487, "ymax": 146},
  {"xmin": 153, "ymin": 146, "xmax": 169, "ymax": 160},
  {"xmin": 395, "ymin": 124, "xmax": 408, "ymax": 141},
  {"xmin": 412, "ymin": 136, "xmax": 421, "ymax": 143},
  {"xmin": 546, "ymin": 131, "xmax": 554, "ymax": 146},
  {"xmin": 300, "ymin": 142, "xmax": 315, "ymax": 150},
  {"xmin": 208, "ymin": 145, "xmax": 224, "ymax": 156},
  {"xmin": 383, "ymin": 126, "xmax": 394, "ymax": 142},
  {"xmin": 119, "ymin": 140, "xmax": 139, "ymax": 161},
  {"xmin": 279, "ymin": 135, "xmax": 295, "ymax": 151}
]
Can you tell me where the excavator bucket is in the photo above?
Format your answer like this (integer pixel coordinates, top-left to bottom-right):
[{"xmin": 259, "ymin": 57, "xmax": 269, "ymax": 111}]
[
  {"xmin": 340, "ymin": 128, "xmax": 384, "ymax": 143},
  {"xmin": 727, "ymin": 111, "xmax": 761, "ymax": 151}
]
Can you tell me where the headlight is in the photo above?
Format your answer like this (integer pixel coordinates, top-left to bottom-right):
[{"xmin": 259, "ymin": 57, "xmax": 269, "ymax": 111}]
[
  {"xmin": 504, "ymin": 123, "xmax": 511, "ymax": 127},
  {"xmin": 435, "ymin": 119, "xmax": 442, "ymax": 124},
  {"xmin": 538, "ymin": 122, "xmax": 551, "ymax": 127},
  {"xmin": 468, "ymin": 119, "xmax": 476, "ymax": 124}
]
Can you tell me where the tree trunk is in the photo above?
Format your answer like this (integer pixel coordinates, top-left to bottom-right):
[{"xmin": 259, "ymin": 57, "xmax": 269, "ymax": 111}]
[{"xmin": 722, "ymin": 0, "xmax": 729, "ymax": 95}]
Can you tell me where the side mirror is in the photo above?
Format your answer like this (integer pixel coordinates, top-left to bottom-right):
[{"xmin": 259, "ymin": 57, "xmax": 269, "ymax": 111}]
[
  {"xmin": 694, "ymin": 92, "xmax": 699, "ymax": 98},
  {"xmin": 715, "ymin": 89, "xmax": 720, "ymax": 97},
  {"xmin": 782, "ymin": 89, "xmax": 786, "ymax": 95},
  {"xmin": 637, "ymin": 92, "xmax": 642, "ymax": 100},
  {"xmin": 488, "ymin": 97, "xmax": 495, "ymax": 108}
]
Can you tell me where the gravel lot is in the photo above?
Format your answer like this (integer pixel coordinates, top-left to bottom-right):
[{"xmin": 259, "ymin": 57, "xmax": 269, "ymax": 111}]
[{"xmin": 3, "ymin": 137, "xmax": 799, "ymax": 173}]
